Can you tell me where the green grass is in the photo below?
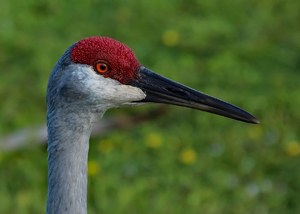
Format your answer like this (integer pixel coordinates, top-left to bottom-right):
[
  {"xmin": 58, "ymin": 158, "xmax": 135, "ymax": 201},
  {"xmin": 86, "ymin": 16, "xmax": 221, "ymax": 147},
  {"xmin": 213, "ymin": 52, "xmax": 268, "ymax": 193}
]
[{"xmin": 0, "ymin": 0, "xmax": 299, "ymax": 213}]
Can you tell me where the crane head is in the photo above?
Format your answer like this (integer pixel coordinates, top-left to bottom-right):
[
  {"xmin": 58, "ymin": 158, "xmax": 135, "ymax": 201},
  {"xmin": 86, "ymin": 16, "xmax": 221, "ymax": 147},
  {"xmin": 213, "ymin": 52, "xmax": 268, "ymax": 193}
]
[
  {"xmin": 71, "ymin": 37, "xmax": 140, "ymax": 85},
  {"xmin": 47, "ymin": 37, "xmax": 259, "ymax": 124}
]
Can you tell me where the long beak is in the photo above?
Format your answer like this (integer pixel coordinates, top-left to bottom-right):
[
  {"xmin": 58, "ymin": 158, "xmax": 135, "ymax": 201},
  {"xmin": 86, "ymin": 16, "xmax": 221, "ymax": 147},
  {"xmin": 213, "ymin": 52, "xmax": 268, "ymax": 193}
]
[{"xmin": 127, "ymin": 66, "xmax": 259, "ymax": 124}]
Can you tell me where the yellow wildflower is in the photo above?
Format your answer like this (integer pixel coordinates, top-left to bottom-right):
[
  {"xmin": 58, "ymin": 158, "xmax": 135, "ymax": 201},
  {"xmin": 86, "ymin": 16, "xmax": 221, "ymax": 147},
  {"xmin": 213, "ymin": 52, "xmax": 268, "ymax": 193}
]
[
  {"xmin": 98, "ymin": 139, "xmax": 113, "ymax": 154},
  {"xmin": 88, "ymin": 160, "xmax": 100, "ymax": 176},
  {"xmin": 146, "ymin": 133, "xmax": 162, "ymax": 148},
  {"xmin": 180, "ymin": 148, "xmax": 197, "ymax": 165},
  {"xmin": 162, "ymin": 30, "xmax": 179, "ymax": 47},
  {"xmin": 285, "ymin": 141, "xmax": 300, "ymax": 156}
]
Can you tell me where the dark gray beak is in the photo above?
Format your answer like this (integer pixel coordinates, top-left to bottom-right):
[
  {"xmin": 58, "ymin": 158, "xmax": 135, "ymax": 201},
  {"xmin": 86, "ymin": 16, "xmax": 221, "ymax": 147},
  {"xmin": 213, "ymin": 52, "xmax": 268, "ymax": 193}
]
[{"xmin": 127, "ymin": 66, "xmax": 259, "ymax": 124}]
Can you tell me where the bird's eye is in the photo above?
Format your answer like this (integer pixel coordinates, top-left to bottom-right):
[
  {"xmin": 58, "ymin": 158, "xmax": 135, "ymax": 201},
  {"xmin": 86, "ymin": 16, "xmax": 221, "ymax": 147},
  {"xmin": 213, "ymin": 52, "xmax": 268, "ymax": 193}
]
[{"xmin": 93, "ymin": 60, "xmax": 110, "ymax": 74}]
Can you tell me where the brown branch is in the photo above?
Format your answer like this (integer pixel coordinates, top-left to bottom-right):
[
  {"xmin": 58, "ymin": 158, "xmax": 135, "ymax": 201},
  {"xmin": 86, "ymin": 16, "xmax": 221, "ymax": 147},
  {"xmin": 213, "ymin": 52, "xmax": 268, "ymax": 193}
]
[{"xmin": 0, "ymin": 106, "xmax": 168, "ymax": 151}]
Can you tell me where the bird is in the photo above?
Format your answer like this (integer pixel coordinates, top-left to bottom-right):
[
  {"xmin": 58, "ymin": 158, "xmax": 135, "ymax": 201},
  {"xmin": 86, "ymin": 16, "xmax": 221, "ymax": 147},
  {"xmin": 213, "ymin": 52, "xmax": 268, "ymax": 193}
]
[{"xmin": 46, "ymin": 37, "xmax": 259, "ymax": 214}]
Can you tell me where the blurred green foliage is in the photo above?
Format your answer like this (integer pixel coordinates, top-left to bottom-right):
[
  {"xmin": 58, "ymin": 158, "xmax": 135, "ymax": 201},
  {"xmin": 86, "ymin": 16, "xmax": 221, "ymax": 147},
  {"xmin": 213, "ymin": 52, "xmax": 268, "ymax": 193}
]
[{"xmin": 0, "ymin": 0, "xmax": 300, "ymax": 213}]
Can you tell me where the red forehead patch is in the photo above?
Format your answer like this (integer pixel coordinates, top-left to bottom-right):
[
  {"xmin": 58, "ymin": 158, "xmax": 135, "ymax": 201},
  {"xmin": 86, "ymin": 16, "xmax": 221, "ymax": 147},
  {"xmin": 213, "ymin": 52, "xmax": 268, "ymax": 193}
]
[{"xmin": 71, "ymin": 37, "xmax": 141, "ymax": 84}]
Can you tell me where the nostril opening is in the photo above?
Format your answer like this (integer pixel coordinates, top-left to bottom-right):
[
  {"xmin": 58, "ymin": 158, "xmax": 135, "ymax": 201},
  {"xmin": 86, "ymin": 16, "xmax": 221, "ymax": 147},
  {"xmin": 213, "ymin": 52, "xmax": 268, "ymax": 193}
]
[{"xmin": 166, "ymin": 87, "xmax": 187, "ymax": 97}]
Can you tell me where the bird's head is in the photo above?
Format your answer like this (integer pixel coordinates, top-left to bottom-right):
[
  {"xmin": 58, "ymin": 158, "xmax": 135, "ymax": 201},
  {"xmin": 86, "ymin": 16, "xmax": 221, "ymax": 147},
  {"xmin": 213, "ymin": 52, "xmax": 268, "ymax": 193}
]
[{"xmin": 47, "ymin": 37, "xmax": 259, "ymax": 123}]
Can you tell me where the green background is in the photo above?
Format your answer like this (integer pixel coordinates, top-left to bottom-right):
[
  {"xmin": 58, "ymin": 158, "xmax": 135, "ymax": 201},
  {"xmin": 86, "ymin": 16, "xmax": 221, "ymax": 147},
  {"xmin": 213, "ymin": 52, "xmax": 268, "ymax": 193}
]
[{"xmin": 0, "ymin": 0, "xmax": 299, "ymax": 213}]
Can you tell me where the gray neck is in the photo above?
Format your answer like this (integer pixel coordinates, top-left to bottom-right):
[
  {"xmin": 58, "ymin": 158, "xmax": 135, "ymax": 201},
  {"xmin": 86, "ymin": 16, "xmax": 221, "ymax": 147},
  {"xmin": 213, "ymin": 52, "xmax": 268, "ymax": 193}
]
[{"xmin": 46, "ymin": 109, "xmax": 100, "ymax": 214}]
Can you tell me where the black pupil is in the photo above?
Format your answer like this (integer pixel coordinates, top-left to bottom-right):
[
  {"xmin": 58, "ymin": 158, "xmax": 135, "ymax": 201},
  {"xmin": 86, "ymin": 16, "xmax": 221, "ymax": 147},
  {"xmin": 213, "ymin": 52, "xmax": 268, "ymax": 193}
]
[{"xmin": 100, "ymin": 64, "xmax": 106, "ymax": 70}]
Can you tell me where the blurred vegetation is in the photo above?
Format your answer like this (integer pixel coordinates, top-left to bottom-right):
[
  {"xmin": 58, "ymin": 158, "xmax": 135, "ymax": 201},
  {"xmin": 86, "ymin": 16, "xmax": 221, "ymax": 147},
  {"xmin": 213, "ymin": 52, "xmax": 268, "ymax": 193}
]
[{"xmin": 0, "ymin": 0, "xmax": 299, "ymax": 213}]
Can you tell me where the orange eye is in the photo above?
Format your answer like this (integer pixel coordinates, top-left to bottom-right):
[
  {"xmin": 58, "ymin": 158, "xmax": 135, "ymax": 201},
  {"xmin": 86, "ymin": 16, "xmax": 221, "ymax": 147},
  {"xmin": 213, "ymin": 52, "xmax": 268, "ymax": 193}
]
[{"xmin": 94, "ymin": 61, "xmax": 109, "ymax": 74}]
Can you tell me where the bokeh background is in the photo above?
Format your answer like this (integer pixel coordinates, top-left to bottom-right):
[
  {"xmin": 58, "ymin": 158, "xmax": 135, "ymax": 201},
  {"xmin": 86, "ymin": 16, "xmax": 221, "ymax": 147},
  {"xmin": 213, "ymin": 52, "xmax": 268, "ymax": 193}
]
[{"xmin": 0, "ymin": 0, "xmax": 299, "ymax": 213}]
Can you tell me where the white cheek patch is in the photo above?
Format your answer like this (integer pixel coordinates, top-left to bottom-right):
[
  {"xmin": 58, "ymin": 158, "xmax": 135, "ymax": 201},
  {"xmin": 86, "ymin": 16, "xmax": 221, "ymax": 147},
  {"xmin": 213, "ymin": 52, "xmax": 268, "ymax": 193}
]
[
  {"xmin": 73, "ymin": 65, "xmax": 146, "ymax": 109},
  {"xmin": 74, "ymin": 71, "xmax": 87, "ymax": 81},
  {"xmin": 111, "ymin": 84, "xmax": 146, "ymax": 102},
  {"xmin": 97, "ymin": 81, "xmax": 146, "ymax": 105}
]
